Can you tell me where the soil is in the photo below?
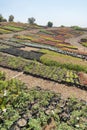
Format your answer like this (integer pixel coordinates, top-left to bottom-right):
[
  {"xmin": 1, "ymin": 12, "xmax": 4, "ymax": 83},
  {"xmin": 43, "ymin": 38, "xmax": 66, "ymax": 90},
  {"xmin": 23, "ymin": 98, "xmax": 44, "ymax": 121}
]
[
  {"xmin": 20, "ymin": 46, "xmax": 40, "ymax": 51},
  {"xmin": 65, "ymin": 32, "xmax": 87, "ymax": 52},
  {"xmin": 0, "ymin": 67, "xmax": 87, "ymax": 101}
]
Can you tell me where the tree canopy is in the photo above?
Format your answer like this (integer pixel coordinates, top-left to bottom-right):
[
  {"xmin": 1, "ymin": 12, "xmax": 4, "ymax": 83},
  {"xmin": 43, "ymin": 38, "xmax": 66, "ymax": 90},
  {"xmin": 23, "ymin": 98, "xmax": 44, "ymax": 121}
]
[
  {"xmin": 47, "ymin": 21, "xmax": 53, "ymax": 27},
  {"xmin": 0, "ymin": 14, "xmax": 7, "ymax": 22},
  {"xmin": 28, "ymin": 17, "xmax": 36, "ymax": 24},
  {"xmin": 9, "ymin": 15, "xmax": 14, "ymax": 22}
]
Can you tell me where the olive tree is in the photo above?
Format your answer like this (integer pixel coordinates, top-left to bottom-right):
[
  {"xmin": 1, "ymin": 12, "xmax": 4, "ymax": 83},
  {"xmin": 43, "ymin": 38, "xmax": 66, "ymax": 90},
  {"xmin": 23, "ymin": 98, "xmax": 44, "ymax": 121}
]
[
  {"xmin": 9, "ymin": 15, "xmax": 14, "ymax": 22},
  {"xmin": 47, "ymin": 21, "xmax": 53, "ymax": 27},
  {"xmin": 0, "ymin": 14, "xmax": 7, "ymax": 22},
  {"xmin": 28, "ymin": 17, "xmax": 36, "ymax": 24},
  {"xmin": 0, "ymin": 14, "xmax": 3, "ymax": 22}
]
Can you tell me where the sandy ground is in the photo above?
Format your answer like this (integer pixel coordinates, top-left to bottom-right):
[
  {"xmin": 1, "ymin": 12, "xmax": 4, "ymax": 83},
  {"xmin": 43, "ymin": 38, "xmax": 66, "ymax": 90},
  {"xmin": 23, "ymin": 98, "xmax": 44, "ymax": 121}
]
[
  {"xmin": 65, "ymin": 32, "xmax": 87, "ymax": 52},
  {"xmin": 20, "ymin": 46, "xmax": 39, "ymax": 51},
  {"xmin": 0, "ymin": 67, "xmax": 87, "ymax": 101}
]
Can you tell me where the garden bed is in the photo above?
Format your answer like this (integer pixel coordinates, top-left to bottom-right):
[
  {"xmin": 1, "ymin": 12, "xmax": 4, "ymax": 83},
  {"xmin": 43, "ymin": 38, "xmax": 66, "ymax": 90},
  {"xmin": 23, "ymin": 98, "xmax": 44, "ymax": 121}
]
[{"xmin": 0, "ymin": 77, "xmax": 87, "ymax": 130}]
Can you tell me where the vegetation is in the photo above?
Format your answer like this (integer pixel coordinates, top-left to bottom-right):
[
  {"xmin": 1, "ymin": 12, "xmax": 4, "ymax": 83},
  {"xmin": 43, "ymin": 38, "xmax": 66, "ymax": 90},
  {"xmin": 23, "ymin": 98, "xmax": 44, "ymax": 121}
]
[
  {"xmin": 0, "ymin": 76, "xmax": 87, "ymax": 130},
  {"xmin": 0, "ymin": 28, "xmax": 11, "ymax": 34},
  {"xmin": 40, "ymin": 49, "xmax": 87, "ymax": 73},
  {"xmin": 8, "ymin": 15, "xmax": 14, "ymax": 22},
  {"xmin": 28, "ymin": 17, "xmax": 36, "ymax": 24},
  {"xmin": 0, "ymin": 14, "xmax": 7, "ymax": 22},
  {"xmin": 24, "ymin": 61, "xmax": 80, "ymax": 86},
  {"xmin": 0, "ymin": 52, "xmax": 87, "ymax": 88},
  {"xmin": 47, "ymin": 21, "xmax": 53, "ymax": 27},
  {"xmin": 71, "ymin": 26, "xmax": 82, "ymax": 30},
  {"xmin": 0, "ymin": 21, "xmax": 87, "ymax": 130},
  {"xmin": 0, "ymin": 71, "xmax": 5, "ymax": 80},
  {"xmin": 80, "ymin": 38, "xmax": 87, "ymax": 47},
  {"xmin": 2, "ymin": 25, "xmax": 23, "ymax": 32}
]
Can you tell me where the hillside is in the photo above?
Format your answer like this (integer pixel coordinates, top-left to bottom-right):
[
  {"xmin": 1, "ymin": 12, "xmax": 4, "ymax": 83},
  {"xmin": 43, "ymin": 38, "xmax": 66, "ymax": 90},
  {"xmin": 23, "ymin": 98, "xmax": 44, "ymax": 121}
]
[{"xmin": 0, "ymin": 22, "xmax": 87, "ymax": 130}]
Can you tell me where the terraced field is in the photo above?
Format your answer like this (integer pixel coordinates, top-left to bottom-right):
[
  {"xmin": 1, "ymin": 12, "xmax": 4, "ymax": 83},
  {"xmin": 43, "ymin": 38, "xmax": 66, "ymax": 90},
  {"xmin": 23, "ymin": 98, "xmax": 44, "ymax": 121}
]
[{"xmin": 0, "ymin": 22, "xmax": 87, "ymax": 130}]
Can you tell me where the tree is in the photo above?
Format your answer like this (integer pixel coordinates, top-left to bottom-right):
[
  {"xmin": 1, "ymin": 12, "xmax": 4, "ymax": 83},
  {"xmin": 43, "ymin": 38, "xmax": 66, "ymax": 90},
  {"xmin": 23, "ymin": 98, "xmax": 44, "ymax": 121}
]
[
  {"xmin": 2, "ymin": 18, "xmax": 7, "ymax": 22},
  {"xmin": 28, "ymin": 17, "xmax": 36, "ymax": 24},
  {"xmin": 47, "ymin": 21, "xmax": 53, "ymax": 27},
  {"xmin": 9, "ymin": 15, "xmax": 14, "ymax": 22},
  {"xmin": 0, "ymin": 14, "xmax": 7, "ymax": 22},
  {"xmin": 0, "ymin": 14, "xmax": 3, "ymax": 22}
]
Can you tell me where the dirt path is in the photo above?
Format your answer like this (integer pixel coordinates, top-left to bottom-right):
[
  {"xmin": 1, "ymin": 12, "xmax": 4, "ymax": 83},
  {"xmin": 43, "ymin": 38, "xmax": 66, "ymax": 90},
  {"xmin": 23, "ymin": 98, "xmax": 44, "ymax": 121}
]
[
  {"xmin": 0, "ymin": 29, "xmax": 40, "ymax": 39},
  {"xmin": 0, "ymin": 67, "xmax": 87, "ymax": 101},
  {"xmin": 65, "ymin": 32, "xmax": 87, "ymax": 52}
]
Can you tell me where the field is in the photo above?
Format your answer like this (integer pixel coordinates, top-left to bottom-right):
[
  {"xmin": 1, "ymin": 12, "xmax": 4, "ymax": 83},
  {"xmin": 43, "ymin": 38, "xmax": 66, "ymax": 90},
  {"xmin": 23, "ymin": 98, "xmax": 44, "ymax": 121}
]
[
  {"xmin": 0, "ymin": 22, "xmax": 87, "ymax": 130},
  {"xmin": 80, "ymin": 38, "xmax": 87, "ymax": 47}
]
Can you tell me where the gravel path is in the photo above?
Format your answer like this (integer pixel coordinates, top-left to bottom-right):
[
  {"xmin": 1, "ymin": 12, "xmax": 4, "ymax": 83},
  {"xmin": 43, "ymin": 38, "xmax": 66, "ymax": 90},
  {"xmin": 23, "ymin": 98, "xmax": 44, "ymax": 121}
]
[
  {"xmin": 65, "ymin": 32, "xmax": 87, "ymax": 52},
  {"xmin": 0, "ymin": 67, "xmax": 87, "ymax": 101}
]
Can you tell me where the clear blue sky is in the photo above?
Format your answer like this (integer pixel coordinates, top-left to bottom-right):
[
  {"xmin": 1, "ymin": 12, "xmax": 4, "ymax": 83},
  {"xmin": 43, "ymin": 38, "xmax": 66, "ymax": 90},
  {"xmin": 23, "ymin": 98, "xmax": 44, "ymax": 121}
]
[{"xmin": 0, "ymin": 0, "xmax": 87, "ymax": 27}]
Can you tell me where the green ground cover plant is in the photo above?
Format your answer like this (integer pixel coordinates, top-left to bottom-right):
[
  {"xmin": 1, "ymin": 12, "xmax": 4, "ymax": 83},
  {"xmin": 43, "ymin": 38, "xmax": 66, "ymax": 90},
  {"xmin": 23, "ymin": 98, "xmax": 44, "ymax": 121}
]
[
  {"xmin": 2, "ymin": 25, "xmax": 24, "ymax": 32},
  {"xmin": 0, "ymin": 52, "xmax": 87, "ymax": 88},
  {"xmin": 0, "ymin": 77, "xmax": 87, "ymax": 130},
  {"xmin": 0, "ymin": 28, "xmax": 11, "ymax": 34},
  {"xmin": 40, "ymin": 49, "xmax": 87, "ymax": 73}
]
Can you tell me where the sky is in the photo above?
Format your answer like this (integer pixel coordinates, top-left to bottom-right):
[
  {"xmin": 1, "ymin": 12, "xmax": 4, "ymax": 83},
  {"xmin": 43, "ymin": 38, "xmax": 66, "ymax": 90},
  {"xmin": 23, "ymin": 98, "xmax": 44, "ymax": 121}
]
[{"xmin": 0, "ymin": 0, "xmax": 87, "ymax": 27}]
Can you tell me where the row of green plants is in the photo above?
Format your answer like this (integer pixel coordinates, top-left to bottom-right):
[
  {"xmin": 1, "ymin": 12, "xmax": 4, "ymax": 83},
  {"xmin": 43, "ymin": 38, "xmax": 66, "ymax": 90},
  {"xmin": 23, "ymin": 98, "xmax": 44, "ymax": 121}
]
[
  {"xmin": 0, "ymin": 71, "xmax": 5, "ymax": 80},
  {"xmin": 0, "ymin": 44, "xmax": 9, "ymax": 49},
  {"xmin": 0, "ymin": 39, "xmax": 25, "ymax": 48},
  {"xmin": 80, "ymin": 38, "xmax": 87, "ymax": 47},
  {"xmin": 2, "ymin": 25, "xmax": 24, "ymax": 32},
  {"xmin": 80, "ymin": 42, "xmax": 87, "ymax": 47},
  {"xmin": 0, "ymin": 52, "xmax": 87, "ymax": 88},
  {"xmin": 24, "ymin": 62, "xmax": 80, "ymax": 85},
  {"xmin": 0, "ymin": 28, "xmax": 11, "ymax": 34},
  {"xmin": 40, "ymin": 56, "xmax": 87, "ymax": 73},
  {"xmin": 0, "ymin": 52, "xmax": 31, "ymax": 71},
  {"xmin": 15, "ymin": 33, "xmax": 77, "ymax": 50},
  {"xmin": 9, "ymin": 37, "xmax": 87, "ymax": 60},
  {"xmin": 1, "ymin": 43, "xmax": 87, "ymax": 73},
  {"xmin": 0, "ymin": 46, "xmax": 43, "ymax": 61},
  {"xmin": 0, "ymin": 76, "xmax": 87, "ymax": 130},
  {"xmin": 40, "ymin": 49, "xmax": 87, "ymax": 73}
]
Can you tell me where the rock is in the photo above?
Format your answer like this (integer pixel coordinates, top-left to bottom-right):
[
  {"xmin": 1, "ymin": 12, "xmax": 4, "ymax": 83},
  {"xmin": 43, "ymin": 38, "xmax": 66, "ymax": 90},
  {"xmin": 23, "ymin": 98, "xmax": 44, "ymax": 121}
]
[{"xmin": 17, "ymin": 118, "xmax": 27, "ymax": 127}]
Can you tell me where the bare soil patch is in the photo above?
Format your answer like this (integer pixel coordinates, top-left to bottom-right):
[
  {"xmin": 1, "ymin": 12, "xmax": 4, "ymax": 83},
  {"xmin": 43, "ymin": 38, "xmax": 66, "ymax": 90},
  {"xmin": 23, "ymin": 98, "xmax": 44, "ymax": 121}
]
[
  {"xmin": 65, "ymin": 32, "xmax": 87, "ymax": 52},
  {"xmin": 20, "ymin": 46, "xmax": 39, "ymax": 51},
  {"xmin": 0, "ymin": 67, "xmax": 87, "ymax": 101}
]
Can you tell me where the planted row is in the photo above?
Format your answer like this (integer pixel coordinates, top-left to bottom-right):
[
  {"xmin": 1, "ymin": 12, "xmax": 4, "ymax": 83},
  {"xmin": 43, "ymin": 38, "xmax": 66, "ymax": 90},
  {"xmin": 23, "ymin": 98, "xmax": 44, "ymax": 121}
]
[
  {"xmin": 0, "ymin": 40, "xmax": 25, "ymax": 48},
  {"xmin": 11, "ymin": 37, "xmax": 87, "ymax": 60},
  {"xmin": 0, "ymin": 53, "xmax": 31, "ymax": 71},
  {"xmin": 24, "ymin": 62, "xmax": 81, "ymax": 87},
  {"xmin": 0, "ymin": 53, "xmax": 87, "ymax": 89},
  {"xmin": 0, "ymin": 47, "xmax": 43, "ymax": 61},
  {"xmin": 0, "ymin": 78, "xmax": 87, "ymax": 130},
  {"xmin": 0, "ymin": 71, "xmax": 5, "ymax": 80}
]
